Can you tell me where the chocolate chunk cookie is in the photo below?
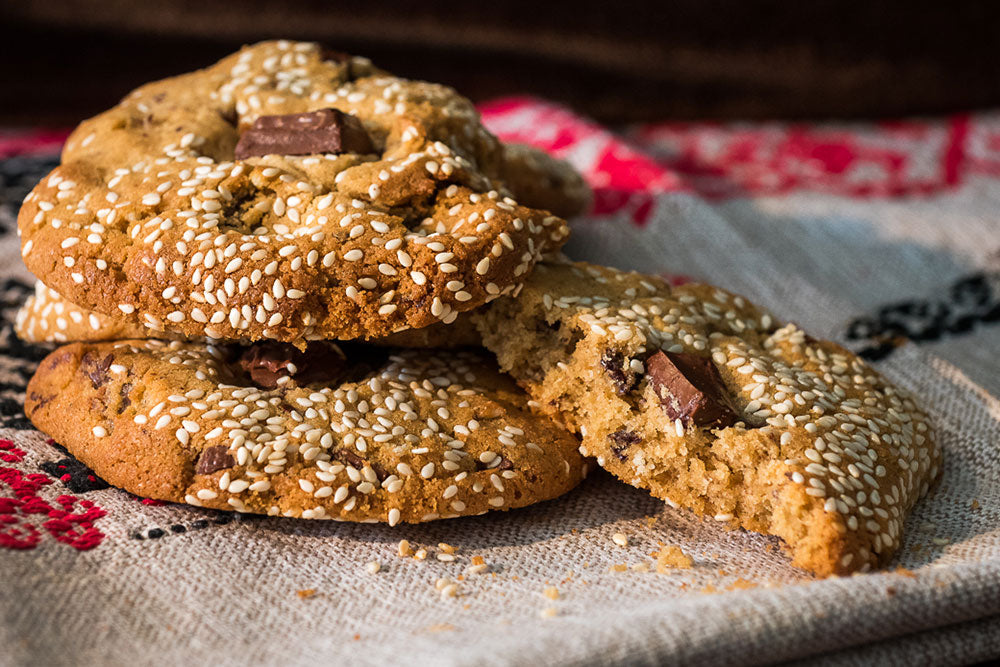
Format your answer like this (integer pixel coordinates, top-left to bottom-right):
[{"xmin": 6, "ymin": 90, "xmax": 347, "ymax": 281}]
[
  {"xmin": 18, "ymin": 40, "xmax": 570, "ymax": 344},
  {"xmin": 16, "ymin": 280, "xmax": 481, "ymax": 348},
  {"xmin": 498, "ymin": 144, "xmax": 592, "ymax": 219},
  {"xmin": 473, "ymin": 261, "xmax": 940, "ymax": 576},
  {"xmin": 25, "ymin": 340, "xmax": 587, "ymax": 522}
]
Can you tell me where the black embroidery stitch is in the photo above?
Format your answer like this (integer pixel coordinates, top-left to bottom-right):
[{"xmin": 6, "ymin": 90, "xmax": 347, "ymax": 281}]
[
  {"xmin": 130, "ymin": 513, "xmax": 250, "ymax": 540},
  {"xmin": 845, "ymin": 272, "xmax": 1000, "ymax": 361},
  {"xmin": 39, "ymin": 457, "xmax": 111, "ymax": 493}
]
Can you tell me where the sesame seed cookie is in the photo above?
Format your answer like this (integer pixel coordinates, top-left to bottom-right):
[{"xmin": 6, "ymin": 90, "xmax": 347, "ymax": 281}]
[
  {"xmin": 498, "ymin": 144, "xmax": 592, "ymax": 219},
  {"xmin": 17, "ymin": 40, "xmax": 570, "ymax": 344},
  {"xmin": 16, "ymin": 280, "xmax": 481, "ymax": 348},
  {"xmin": 473, "ymin": 261, "xmax": 940, "ymax": 576},
  {"xmin": 25, "ymin": 340, "xmax": 587, "ymax": 522}
]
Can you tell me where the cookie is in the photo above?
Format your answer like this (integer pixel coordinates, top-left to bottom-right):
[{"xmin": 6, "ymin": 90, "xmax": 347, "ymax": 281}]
[
  {"xmin": 25, "ymin": 340, "xmax": 587, "ymax": 522},
  {"xmin": 473, "ymin": 261, "xmax": 940, "ymax": 576},
  {"xmin": 16, "ymin": 280, "xmax": 481, "ymax": 348},
  {"xmin": 18, "ymin": 40, "xmax": 569, "ymax": 344},
  {"xmin": 499, "ymin": 143, "xmax": 591, "ymax": 219}
]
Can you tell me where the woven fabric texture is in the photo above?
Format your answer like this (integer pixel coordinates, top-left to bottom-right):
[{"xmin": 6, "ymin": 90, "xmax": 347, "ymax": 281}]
[{"xmin": 1, "ymin": 102, "xmax": 999, "ymax": 666}]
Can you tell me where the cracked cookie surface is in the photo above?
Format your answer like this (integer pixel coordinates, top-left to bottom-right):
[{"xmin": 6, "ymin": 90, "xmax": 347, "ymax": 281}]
[
  {"xmin": 25, "ymin": 340, "xmax": 587, "ymax": 522},
  {"xmin": 473, "ymin": 261, "xmax": 940, "ymax": 576},
  {"xmin": 18, "ymin": 40, "xmax": 570, "ymax": 343}
]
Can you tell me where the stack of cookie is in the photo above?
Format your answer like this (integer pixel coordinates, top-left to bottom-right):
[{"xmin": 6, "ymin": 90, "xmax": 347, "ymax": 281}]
[{"xmin": 15, "ymin": 41, "xmax": 940, "ymax": 577}]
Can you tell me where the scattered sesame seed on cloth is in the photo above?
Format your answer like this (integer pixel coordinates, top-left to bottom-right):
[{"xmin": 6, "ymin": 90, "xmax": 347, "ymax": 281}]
[{"xmin": 3, "ymin": 102, "xmax": 1000, "ymax": 666}]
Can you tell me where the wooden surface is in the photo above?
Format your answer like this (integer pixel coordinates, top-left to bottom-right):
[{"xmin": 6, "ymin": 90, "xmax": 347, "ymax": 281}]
[{"xmin": 3, "ymin": 1, "xmax": 1000, "ymax": 125}]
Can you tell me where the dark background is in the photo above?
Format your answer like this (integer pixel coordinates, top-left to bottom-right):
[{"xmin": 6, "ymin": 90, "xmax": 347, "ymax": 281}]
[{"xmin": 3, "ymin": 0, "xmax": 1000, "ymax": 126}]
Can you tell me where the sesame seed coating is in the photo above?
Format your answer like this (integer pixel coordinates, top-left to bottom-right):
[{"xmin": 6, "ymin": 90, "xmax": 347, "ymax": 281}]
[
  {"xmin": 17, "ymin": 40, "xmax": 571, "ymax": 344},
  {"xmin": 24, "ymin": 340, "xmax": 587, "ymax": 522},
  {"xmin": 473, "ymin": 261, "xmax": 940, "ymax": 576},
  {"xmin": 16, "ymin": 280, "xmax": 481, "ymax": 349}
]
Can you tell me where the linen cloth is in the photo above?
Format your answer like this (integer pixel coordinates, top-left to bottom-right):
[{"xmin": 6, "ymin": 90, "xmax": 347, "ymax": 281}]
[{"xmin": 1, "ymin": 102, "xmax": 999, "ymax": 666}]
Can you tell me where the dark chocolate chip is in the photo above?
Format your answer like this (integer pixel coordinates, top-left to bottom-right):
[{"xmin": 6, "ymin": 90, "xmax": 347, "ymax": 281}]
[
  {"xmin": 320, "ymin": 48, "xmax": 351, "ymax": 63},
  {"xmin": 338, "ymin": 449, "xmax": 365, "ymax": 469},
  {"xmin": 237, "ymin": 342, "xmax": 348, "ymax": 389},
  {"xmin": 117, "ymin": 382, "xmax": 133, "ymax": 414},
  {"xmin": 83, "ymin": 352, "xmax": 114, "ymax": 389},
  {"xmin": 369, "ymin": 461, "xmax": 389, "ymax": 482},
  {"xmin": 608, "ymin": 429, "xmax": 641, "ymax": 461},
  {"xmin": 234, "ymin": 108, "xmax": 373, "ymax": 159},
  {"xmin": 601, "ymin": 349, "xmax": 635, "ymax": 395},
  {"xmin": 195, "ymin": 446, "xmax": 235, "ymax": 475},
  {"xmin": 169, "ymin": 524, "xmax": 187, "ymax": 534},
  {"xmin": 646, "ymin": 351, "xmax": 738, "ymax": 428},
  {"xmin": 146, "ymin": 528, "xmax": 165, "ymax": 539}
]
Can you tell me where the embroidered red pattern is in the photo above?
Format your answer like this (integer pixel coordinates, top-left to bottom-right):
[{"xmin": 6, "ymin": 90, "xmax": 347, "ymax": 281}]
[
  {"xmin": 0, "ymin": 440, "xmax": 106, "ymax": 550},
  {"xmin": 478, "ymin": 99, "xmax": 1000, "ymax": 212}
]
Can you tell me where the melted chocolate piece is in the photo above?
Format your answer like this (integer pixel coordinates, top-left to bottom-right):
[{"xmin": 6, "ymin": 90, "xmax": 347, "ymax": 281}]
[
  {"xmin": 117, "ymin": 382, "xmax": 133, "ymax": 414},
  {"xmin": 234, "ymin": 108, "xmax": 373, "ymax": 159},
  {"xmin": 320, "ymin": 48, "xmax": 351, "ymax": 63},
  {"xmin": 608, "ymin": 428, "xmax": 641, "ymax": 460},
  {"xmin": 646, "ymin": 351, "xmax": 737, "ymax": 428},
  {"xmin": 83, "ymin": 353, "xmax": 114, "ymax": 389},
  {"xmin": 338, "ymin": 449, "xmax": 366, "ymax": 469},
  {"xmin": 601, "ymin": 349, "xmax": 635, "ymax": 395},
  {"xmin": 196, "ymin": 446, "xmax": 235, "ymax": 475},
  {"xmin": 237, "ymin": 342, "xmax": 347, "ymax": 389}
]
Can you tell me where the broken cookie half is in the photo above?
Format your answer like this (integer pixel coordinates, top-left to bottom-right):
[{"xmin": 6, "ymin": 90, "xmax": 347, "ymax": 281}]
[{"xmin": 473, "ymin": 261, "xmax": 940, "ymax": 576}]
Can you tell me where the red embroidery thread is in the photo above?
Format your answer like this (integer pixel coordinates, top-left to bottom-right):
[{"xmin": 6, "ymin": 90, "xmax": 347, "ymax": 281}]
[{"xmin": 0, "ymin": 439, "xmax": 107, "ymax": 550}]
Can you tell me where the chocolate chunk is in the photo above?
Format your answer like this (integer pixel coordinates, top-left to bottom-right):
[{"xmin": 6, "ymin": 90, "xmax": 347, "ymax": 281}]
[
  {"xmin": 237, "ymin": 342, "xmax": 347, "ymax": 389},
  {"xmin": 117, "ymin": 382, "xmax": 133, "ymax": 414},
  {"xmin": 83, "ymin": 353, "xmax": 114, "ymax": 389},
  {"xmin": 196, "ymin": 446, "xmax": 235, "ymax": 475},
  {"xmin": 646, "ymin": 351, "xmax": 738, "ymax": 428},
  {"xmin": 234, "ymin": 108, "xmax": 373, "ymax": 159},
  {"xmin": 337, "ymin": 449, "xmax": 365, "ymax": 469},
  {"xmin": 608, "ymin": 429, "xmax": 641, "ymax": 460},
  {"xmin": 320, "ymin": 48, "xmax": 351, "ymax": 63},
  {"xmin": 601, "ymin": 350, "xmax": 635, "ymax": 395}
]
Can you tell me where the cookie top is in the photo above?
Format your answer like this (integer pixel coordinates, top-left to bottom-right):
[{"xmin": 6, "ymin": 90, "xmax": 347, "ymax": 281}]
[
  {"xmin": 25, "ymin": 340, "xmax": 587, "ymax": 522},
  {"xmin": 473, "ymin": 261, "xmax": 940, "ymax": 576},
  {"xmin": 498, "ymin": 144, "xmax": 592, "ymax": 219},
  {"xmin": 18, "ymin": 40, "xmax": 570, "ymax": 343},
  {"xmin": 16, "ymin": 280, "xmax": 481, "ymax": 348}
]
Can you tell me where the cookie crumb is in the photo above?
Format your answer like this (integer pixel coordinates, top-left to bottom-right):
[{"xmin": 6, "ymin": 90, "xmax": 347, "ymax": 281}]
[
  {"xmin": 543, "ymin": 586, "xmax": 559, "ymax": 600},
  {"xmin": 612, "ymin": 532, "xmax": 628, "ymax": 547},
  {"xmin": 726, "ymin": 578, "xmax": 756, "ymax": 591},
  {"xmin": 366, "ymin": 560, "xmax": 381, "ymax": 574},
  {"xmin": 631, "ymin": 562, "xmax": 651, "ymax": 572},
  {"xmin": 609, "ymin": 563, "xmax": 628, "ymax": 573},
  {"xmin": 297, "ymin": 589, "xmax": 316, "ymax": 599},
  {"xmin": 540, "ymin": 607, "xmax": 558, "ymax": 618},
  {"xmin": 467, "ymin": 556, "xmax": 489, "ymax": 575},
  {"xmin": 426, "ymin": 623, "xmax": 456, "ymax": 633},
  {"xmin": 971, "ymin": 499, "xmax": 980, "ymax": 510},
  {"xmin": 932, "ymin": 537, "xmax": 950, "ymax": 546},
  {"xmin": 436, "ymin": 553, "xmax": 456, "ymax": 562},
  {"xmin": 438, "ymin": 542, "xmax": 458, "ymax": 555},
  {"xmin": 655, "ymin": 546, "xmax": 693, "ymax": 572},
  {"xmin": 397, "ymin": 540, "xmax": 413, "ymax": 557},
  {"xmin": 414, "ymin": 548, "xmax": 428, "ymax": 560}
]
